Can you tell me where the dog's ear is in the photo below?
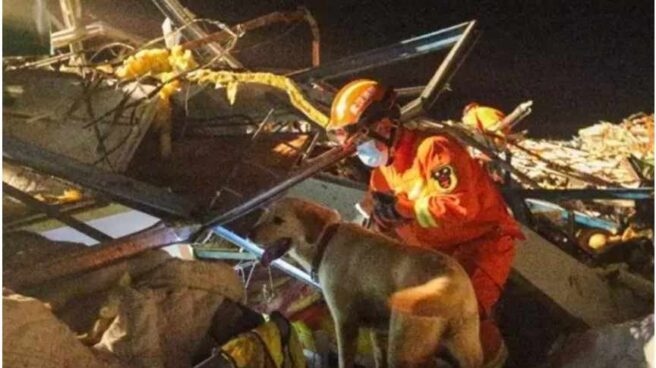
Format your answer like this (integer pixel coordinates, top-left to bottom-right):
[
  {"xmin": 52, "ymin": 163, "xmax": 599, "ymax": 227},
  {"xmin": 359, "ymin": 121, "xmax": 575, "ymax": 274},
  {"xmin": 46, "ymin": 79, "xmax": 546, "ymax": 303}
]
[
  {"xmin": 252, "ymin": 207, "xmax": 270, "ymax": 228},
  {"xmin": 294, "ymin": 201, "xmax": 341, "ymax": 244},
  {"xmin": 260, "ymin": 237, "xmax": 293, "ymax": 267}
]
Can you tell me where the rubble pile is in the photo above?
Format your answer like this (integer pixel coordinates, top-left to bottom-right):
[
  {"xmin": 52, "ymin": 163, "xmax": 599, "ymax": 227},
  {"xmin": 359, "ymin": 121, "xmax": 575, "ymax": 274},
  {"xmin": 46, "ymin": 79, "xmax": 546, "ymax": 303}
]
[
  {"xmin": 504, "ymin": 114, "xmax": 654, "ymax": 272},
  {"xmin": 510, "ymin": 113, "xmax": 654, "ymax": 189},
  {"xmin": 3, "ymin": 232, "xmax": 246, "ymax": 368}
]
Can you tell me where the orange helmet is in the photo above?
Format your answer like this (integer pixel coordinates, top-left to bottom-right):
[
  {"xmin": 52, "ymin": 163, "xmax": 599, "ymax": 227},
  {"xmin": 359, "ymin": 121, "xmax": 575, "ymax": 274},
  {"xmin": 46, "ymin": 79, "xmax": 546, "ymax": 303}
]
[
  {"xmin": 328, "ymin": 79, "xmax": 397, "ymax": 131},
  {"xmin": 462, "ymin": 102, "xmax": 508, "ymax": 135}
]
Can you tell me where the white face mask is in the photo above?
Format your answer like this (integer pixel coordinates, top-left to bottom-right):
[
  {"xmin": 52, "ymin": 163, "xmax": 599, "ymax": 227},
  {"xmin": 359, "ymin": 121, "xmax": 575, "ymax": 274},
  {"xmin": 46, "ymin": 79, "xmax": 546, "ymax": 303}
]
[{"xmin": 356, "ymin": 139, "xmax": 389, "ymax": 168}]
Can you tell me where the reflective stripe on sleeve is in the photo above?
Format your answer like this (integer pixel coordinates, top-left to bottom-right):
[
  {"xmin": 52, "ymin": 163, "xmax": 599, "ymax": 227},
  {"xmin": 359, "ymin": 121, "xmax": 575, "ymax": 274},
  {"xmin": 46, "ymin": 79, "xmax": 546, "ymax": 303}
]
[{"xmin": 414, "ymin": 196, "xmax": 438, "ymax": 228}]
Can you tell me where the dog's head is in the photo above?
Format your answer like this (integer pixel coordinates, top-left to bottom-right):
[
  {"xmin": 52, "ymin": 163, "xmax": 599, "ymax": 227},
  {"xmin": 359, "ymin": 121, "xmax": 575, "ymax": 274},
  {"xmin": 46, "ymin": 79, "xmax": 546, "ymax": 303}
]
[{"xmin": 250, "ymin": 197, "xmax": 341, "ymax": 267}]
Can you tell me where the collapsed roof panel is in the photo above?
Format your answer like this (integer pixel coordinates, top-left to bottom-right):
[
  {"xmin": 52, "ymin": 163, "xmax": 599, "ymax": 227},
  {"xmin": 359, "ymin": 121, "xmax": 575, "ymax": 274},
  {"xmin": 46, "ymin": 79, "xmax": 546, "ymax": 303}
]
[{"xmin": 4, "ymin": 69, "xmax": 156, "ymax": 172}]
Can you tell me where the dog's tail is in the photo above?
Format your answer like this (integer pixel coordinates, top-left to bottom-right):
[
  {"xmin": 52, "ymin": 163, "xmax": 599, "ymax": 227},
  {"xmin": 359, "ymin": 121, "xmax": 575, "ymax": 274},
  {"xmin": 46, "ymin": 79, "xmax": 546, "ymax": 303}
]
[{"xmin": 388, "ymin": 277, "xmax": 462, "ymax": 317}]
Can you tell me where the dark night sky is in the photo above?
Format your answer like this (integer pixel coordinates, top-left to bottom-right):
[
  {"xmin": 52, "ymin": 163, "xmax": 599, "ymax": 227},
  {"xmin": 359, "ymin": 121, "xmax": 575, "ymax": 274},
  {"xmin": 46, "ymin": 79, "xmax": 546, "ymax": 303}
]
[{"xmin": 88, "ymin": 0, "xmax": 654, "ymax": 138}]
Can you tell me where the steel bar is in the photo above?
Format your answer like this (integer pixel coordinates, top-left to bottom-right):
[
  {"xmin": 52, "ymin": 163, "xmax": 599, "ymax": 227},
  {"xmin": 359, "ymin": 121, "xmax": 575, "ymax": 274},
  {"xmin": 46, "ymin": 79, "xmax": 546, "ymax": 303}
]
[
  {"xmin": 51, "ymin": 21, "xmax": 145, "ymax": 49},
  {"xmin": 525, "ymin": 198, "xmax": 621, "ymax": 233},
  {"xmin": 401, "ymin": 20, "xmax": 477, "ymax": 120},
  {"xmin": 302, "ymin": 7, "xmax": 321, "ymax": 66},
  {"xmin": 181, "ymin": 7, "xmax": 320, "ymax": 66},
  {"xmin": 289, "ymin": 21, "xmax": 470, "ymax": 82},
  {"xmin": 507, "ymin": 188, "xmax": 654, "ymax": 201},
  {"xmin": 315, "ymin": 173, "xmax": 368, "ymax": 191},
  {"xmin": 3, "ymin": 198, "xmax": 103, "ymax": 231},
  {"xmin": 194, "ymin": 249, "xmax": 258, "ymax": 261},
  {"xmin": 59, "ymin": 0, "xmax": 85, "ymax": 64},
  {"xmin": 181, "ymin": 9, "xmax": 306, "ymax": 50},
  {"xmin": 4, "ymin": 221, "xmax": 199, "ymax": 290},
  {"xmin": 501, "ymin": 188, "xmax": 535, "ymax": 226},
  {"xmin": 202, "ymin": 143, "xmax": 357, "ymax": 228},
  {"xmin": 3, "ymin": 183, "xmax": 113, "ymax": 242},
  {"xmin": 395, "ymin": 85, "xmax": 426, "ymax": 97},
  {"xmin": 3, "ymin": 136, "xmax": 197, "ymax": 219},
  {"xmin": 152, "ymin": 0, "xmax": 243, "ymax": 68},
  {"xmin": 212, "ymin": 226, "xmax": 320, "ymax": 288}
]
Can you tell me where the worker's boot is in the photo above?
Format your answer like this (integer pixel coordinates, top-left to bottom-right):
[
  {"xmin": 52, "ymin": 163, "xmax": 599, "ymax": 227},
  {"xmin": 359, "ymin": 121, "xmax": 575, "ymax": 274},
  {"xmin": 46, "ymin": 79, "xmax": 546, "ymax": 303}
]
[{"xmin": 480, "ymin": 319, "xmax": 508, "ymax": 368}]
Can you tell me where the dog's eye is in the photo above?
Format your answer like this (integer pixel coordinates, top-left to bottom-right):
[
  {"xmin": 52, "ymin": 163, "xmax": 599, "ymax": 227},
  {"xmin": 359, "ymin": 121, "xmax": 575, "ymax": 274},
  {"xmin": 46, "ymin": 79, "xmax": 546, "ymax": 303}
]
[{"xmin": 273, "ymin": 216, "xmax": 285, "ymax": 225}]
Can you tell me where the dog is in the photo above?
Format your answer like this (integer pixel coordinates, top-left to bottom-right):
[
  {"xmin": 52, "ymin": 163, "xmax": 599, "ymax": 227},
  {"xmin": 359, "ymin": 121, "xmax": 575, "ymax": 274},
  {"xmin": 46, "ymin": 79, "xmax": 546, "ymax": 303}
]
[{"xmin": 250, "ymin": 197, "xmax": 483, "ymax": 368}]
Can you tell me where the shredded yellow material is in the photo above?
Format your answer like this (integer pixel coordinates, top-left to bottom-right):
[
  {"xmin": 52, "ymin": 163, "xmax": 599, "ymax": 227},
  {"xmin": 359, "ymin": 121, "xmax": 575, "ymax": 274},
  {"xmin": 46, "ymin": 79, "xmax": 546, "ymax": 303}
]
[
  {"xmin": 188, "ymin": 69, "xmax": 330, "ymax": 127},
  {"xmin": 116, "ymin": 46, "xmax": 197, "ymax": 79},
  {"xmin": 34, "ymin": 189, "xmax": 83, "ymax": 205},
  {"xmin": 115, "ymin": 46, "xmax": 329, "ymax": 128},
  {"xmin": 116, "ymin": 46, "xmax": 197, "ymax": 102},
  {"xmin": 115, "ymin": 46, "xmax": 199, "ymax": 158}
]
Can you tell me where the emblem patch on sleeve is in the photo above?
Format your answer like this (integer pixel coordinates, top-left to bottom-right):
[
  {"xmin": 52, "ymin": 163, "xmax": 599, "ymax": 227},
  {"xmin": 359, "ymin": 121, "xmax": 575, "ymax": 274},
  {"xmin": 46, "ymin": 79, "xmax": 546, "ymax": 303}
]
[{"xmin": 431, "ymin": 165, "xmax": 458, "ymax": 192}]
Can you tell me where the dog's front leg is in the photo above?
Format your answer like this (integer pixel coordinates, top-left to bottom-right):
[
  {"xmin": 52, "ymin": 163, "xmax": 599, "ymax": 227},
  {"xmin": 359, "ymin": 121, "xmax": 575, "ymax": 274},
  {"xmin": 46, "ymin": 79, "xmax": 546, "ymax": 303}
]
[{"xmin": 334, "ymin": 316, "xmax": 359, "ymax": 368}]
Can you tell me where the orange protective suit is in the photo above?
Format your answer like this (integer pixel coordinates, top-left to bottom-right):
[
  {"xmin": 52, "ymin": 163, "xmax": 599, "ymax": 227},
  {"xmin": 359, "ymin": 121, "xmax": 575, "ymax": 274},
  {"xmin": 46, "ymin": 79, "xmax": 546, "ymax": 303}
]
[{"xmin": 370, "ymin": 129, "xmax": 524, "ymax": 317}]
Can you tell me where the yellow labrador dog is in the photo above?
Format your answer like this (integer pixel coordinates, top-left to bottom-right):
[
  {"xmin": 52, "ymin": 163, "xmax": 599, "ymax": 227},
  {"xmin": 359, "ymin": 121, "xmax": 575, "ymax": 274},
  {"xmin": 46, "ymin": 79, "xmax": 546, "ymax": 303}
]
[{"xmin": 251, "ymin": 197, "xmax": 482, "ymax": 368}]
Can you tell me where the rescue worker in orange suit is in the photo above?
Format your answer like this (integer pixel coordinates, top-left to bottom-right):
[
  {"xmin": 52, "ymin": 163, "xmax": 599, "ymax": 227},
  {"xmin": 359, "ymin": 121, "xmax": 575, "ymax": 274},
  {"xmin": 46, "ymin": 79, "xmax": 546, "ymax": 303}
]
[{"xmin": 328, "ymin": 79, "xmax": 524, "ymax": 368}]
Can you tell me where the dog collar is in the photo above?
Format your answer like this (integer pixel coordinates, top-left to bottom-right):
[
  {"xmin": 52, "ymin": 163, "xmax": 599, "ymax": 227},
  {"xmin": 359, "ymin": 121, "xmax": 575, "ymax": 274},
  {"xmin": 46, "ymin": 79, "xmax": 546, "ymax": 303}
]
[{"xmin": 311, "ymin": 223, "xmax": 340, "ymax": 283}]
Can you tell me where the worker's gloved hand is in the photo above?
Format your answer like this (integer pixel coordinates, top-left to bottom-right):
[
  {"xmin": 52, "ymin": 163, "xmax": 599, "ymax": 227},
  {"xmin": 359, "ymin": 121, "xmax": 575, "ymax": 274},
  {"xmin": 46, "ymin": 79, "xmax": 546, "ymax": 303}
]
[{"xmin": 371, "ymin": 191, "xmax": 405, "ymax": 227}]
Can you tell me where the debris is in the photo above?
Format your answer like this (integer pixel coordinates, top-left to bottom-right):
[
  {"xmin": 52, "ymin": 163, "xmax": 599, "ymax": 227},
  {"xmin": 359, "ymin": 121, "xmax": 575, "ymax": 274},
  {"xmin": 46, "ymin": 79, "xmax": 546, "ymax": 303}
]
[
  {"xmin": 4, "ymin": 290, "xmax": 122, "ymax": 368},
  {"xmin": 187, "ymin": 69, "xmax": 330, "ymax": 127},
  {"xmin": 3, "ymin": 231, "xmax": 246, "ymax": 368},
  {"xmin": 215, "ymin": 311, "xmax": 306, "ymax": 368},
  {"xmin": 544, "ymin": 314, "xmax": 653, "ymax": 368},
  {"xmin": 509, "ymin": 113, "xmax": 654, "ymax": 189}
]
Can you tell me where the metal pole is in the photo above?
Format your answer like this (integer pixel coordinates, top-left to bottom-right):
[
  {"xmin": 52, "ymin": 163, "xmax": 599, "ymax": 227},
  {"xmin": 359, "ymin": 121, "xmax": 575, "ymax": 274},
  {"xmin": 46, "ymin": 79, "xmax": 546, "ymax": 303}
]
[
  {"xmin": 202, "ymin": 143, "xmax": 357, "ymax": 228},
  {"xmin": 290, "ymin": 21, "xmax": 469, "ymax": 82},
  {"xmin": 400, "ymin": 20, "xmax": 477, "ymax": 120},
  {"xmin": 4, "ymin": 222, "xmax": 199, "ymax": 290},
  {"xmin": 507, "ymin": 188, "xmax": 654, "ymax": 201},
  {"xmin": 152, "ymin": 0, "xmax": 243, "ymax": 69},
  {"xmin": 3, "ymin": 183, "xmax": 113, "ymax": 242},
  {"xmin": 3, "ymin": 136, "xmax": 196, "ymax": 219},
  {"xmin": 59, "ymin": 0, "xmax": 85, "ymax": 64},
  {"xmin": 212, "ymin": 226, "xmax": 320, "ymax": 288}
]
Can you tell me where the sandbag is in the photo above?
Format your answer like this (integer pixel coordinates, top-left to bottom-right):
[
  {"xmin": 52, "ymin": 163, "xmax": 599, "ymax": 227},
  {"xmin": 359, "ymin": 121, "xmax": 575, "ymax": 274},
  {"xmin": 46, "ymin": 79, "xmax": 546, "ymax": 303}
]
[
  {"xmin": 3, "ymin": 290, "xmax": 122, "ymax": 368},
  {"xmin": 3, "ymin": 231, "xmax": 246, "ymax": 368}
]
